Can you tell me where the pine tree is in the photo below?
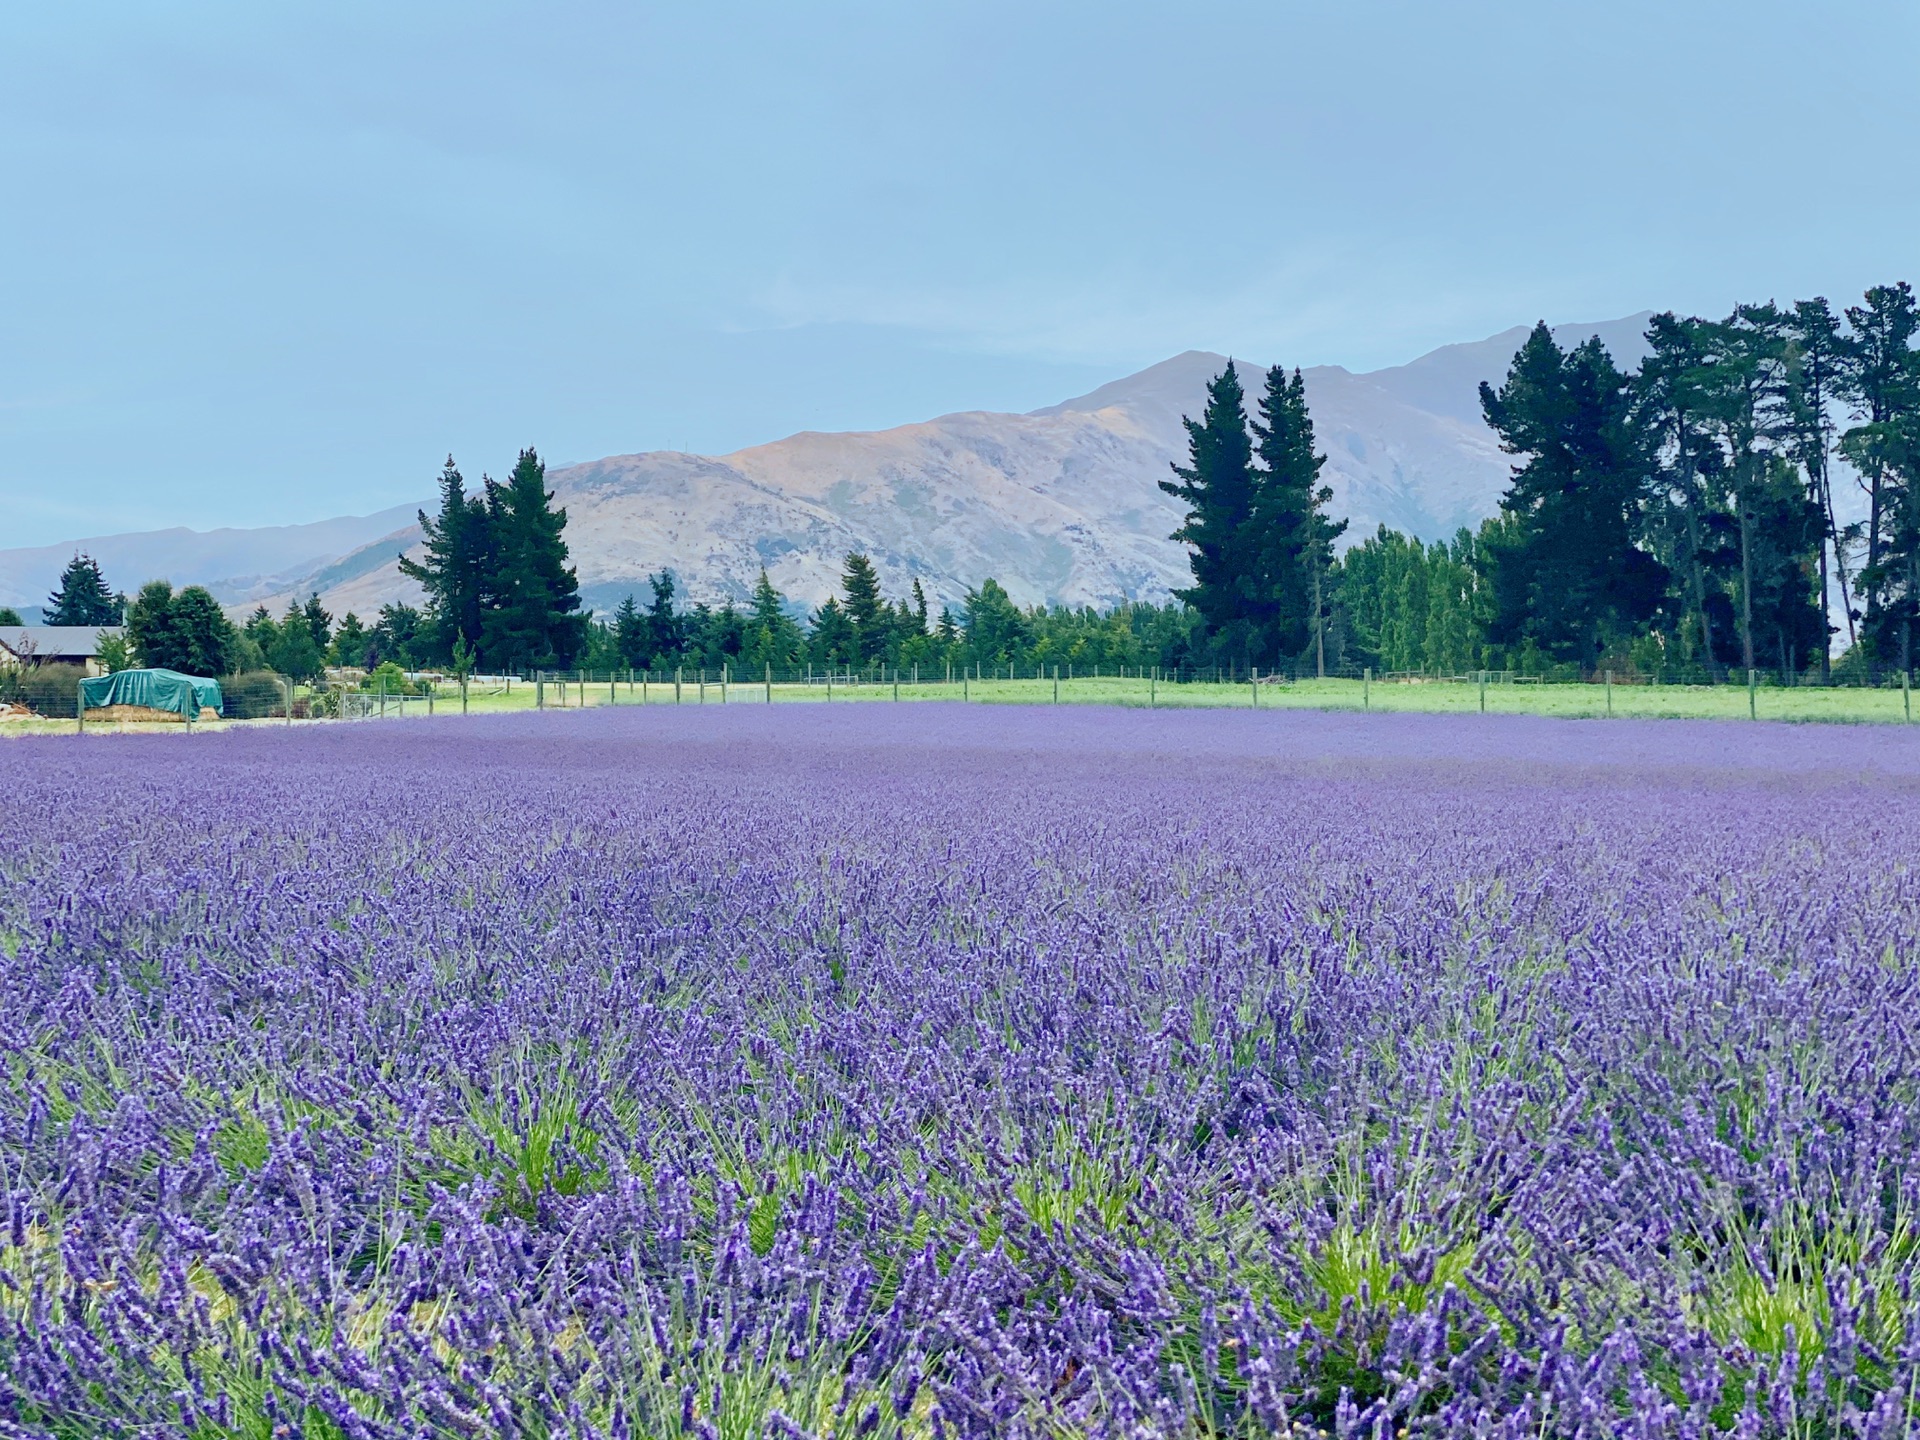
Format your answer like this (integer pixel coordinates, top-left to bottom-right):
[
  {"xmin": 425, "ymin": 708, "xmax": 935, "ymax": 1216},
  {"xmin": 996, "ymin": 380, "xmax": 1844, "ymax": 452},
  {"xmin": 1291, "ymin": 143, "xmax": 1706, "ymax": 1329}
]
[
  {"xmin": 267, "ymin": 599, "xmax": 322, "ymax": 679},
  {"xmin": 1479, "ymin": 324, "xmax": 1667, "ymax": 667},
  {"xmin": 400, "ymin": 456, "xmax": 493, "ymax": 663},
  {"xmin": 612, "ymin": 594, "xmax": 648, "ymax": 668},
  {"xmin": 1251, "ymin": 365, "xmax": 1344, "ymax": 668},
  {"xmin": 810, "ymin": 597, "xmax": 854, "ymax": 666},
  {"xmin": 44, "ymin": 554, "xmax": 122, "ymax": 626},
  {"xmin": 910, "ymin": 579, "xmax": 930, "ymax": 636},
  {"xmin": 1161, "ymin": 364, "xmax": 1257, "ymax": 656},
  {"xmin": 301, "ymin": 594, "xmax": 332, "ymax": 652},
  {"xmin": 480, "ymin": 448, "xmax": 587, "ymax": 670},
  {"xmin": 329, "ymin": 612, "xmax": 371, "ymax": 668},
  {"xmin": 744, "ymin": 570, "xmax": 804, "ymax": 670},
  {"xmin": 840, "ymin": 553, "xmax": 888, "ymax": 666},
  {"xmin": 372, "ymin": 603, "xmax": 423, "ymax": 668},
  {"xmin": 644, "ymin": 572, "xmax": 685, "ymax": 665},
  {"xmin": 963, "ymin": 579, "xmax": 1027, "ymax": 665}
]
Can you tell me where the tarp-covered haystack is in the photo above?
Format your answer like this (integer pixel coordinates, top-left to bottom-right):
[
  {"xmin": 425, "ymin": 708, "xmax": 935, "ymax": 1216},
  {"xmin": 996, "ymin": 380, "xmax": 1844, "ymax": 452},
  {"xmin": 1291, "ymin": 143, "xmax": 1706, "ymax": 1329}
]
[{"xmin": 79, "ymin": 669, "xmax": 223, "ymax": 723}]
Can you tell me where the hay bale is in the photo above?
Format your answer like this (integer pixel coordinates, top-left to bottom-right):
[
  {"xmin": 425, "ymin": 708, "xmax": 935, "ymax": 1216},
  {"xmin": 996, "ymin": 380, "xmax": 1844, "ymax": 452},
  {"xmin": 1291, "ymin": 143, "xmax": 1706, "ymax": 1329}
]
[{"xmin": 86, "ymin": 704, "xmax": 187, "ymax": 724}]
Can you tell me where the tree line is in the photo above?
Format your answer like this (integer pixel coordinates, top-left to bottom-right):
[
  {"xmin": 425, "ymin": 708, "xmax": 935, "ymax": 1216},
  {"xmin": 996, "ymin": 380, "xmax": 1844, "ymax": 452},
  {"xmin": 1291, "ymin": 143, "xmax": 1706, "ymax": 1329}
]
[
  {"xmin": 1319, "ymin": 285, "xmax": 1920, "ymax": 682},
  {"xmin": 38, "ymin": 282, "xmax": 1918, "ymax": 687}
]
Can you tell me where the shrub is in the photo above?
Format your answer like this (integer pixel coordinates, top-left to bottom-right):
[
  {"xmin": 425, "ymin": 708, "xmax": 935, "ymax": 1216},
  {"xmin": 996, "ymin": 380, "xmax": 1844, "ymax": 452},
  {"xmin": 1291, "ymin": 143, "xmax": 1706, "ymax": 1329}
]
[{"xmin": 222, "ymin": 670, "xmax": 288, "ymax": 720}]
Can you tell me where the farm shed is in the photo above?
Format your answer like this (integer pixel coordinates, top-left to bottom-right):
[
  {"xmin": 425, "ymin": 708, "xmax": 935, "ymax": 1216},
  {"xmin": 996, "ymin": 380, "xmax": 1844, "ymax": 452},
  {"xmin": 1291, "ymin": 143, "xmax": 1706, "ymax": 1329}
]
[
  {"xmin": 79, "ymin": 668, "xmax": 223, "ymax": 721},
  {"xmin": 0, "ymin": 626, "xmax": 125, "ymax": 675}
]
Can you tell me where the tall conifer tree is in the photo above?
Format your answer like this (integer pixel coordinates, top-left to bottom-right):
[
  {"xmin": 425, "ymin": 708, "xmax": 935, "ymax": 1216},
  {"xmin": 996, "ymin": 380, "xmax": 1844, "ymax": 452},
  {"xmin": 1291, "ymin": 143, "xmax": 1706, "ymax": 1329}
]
[
  {"xmin": 840, "ymin": 553, "xmax": 888, "ymax": 665},
  {"xmin": 44, "ymin": 554, "xmax": 121, "ymax": 626},
  {"xmin": 1251, "ymin": 366, "xmax": 1343, "ymax": 666},
  {"xmin": 1160, "ymin": 363, "xmax": 1257, "ymax": 652},
  {"xmin": 1480, "ymin": 325, "xmax": 1667, "ymax": 666},
  {"xmin": 402, "ymin": 456, "xmax": 492, "ymax": 663},
  {"xmin": 480, "ymin": 449, "xmax": 587, "ymax": 670}
]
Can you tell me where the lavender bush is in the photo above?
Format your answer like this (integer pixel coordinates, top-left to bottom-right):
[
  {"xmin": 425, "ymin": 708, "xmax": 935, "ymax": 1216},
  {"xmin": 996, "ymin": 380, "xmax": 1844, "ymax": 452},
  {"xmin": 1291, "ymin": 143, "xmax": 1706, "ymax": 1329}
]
[{"xmin": 2, "ymin": 706, "xmax": 1916, "ymax": 1439}]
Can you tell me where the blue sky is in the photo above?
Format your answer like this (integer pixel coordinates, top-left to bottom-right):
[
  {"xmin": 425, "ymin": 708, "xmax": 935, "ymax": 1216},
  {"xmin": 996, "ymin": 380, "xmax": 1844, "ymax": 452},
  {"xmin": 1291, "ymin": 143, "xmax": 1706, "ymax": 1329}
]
[{"xmin": 3, "ymin": 1, "xmax": 1917, "ymax": 545}]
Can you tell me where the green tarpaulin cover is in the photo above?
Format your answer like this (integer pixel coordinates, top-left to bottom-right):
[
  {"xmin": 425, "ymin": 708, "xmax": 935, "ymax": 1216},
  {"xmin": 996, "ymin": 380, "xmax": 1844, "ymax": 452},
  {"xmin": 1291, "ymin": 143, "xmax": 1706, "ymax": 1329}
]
[{"xmin": 79, "ymin": 669, "xmax": 223, "ymax": 718}]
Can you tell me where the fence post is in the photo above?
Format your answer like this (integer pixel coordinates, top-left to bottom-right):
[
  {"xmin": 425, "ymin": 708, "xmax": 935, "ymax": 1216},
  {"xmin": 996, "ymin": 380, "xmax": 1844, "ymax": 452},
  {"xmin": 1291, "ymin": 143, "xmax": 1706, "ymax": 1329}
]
[
  {"xmin": 722, "ymin": 665, "xmax": 729, "ymax": 704},
  {"xmin": 1252, "ymin": 667, "xmax": 1259, "ymax": 708},
  {"xmin": 284, "ymin": 677, "xmax": 293, "ymax": 725},
  {"xmin": 1052, "ymin": 665, "xmax": 1059, "ymax": 704},
  {"xmin": 894, "ymin": 667, "xmax": 900, "ymax": 702},
  {"xmin": 962, "ymin": 668, "xmax": 969, "ymax": 702},
  {"xmin": 1605, "ymin": 669, "xmax": 1612, "ymax": 717},
  {"xmin": 76, "ymin": 679, "xmax": 84, "ymax": 735},
  {"xmin": 1905, "ymin": 669, "xmax": 1912, "ymax": 722},
  {"xmin": 427, "ymin": 682, "xmax": 434, "ymax": 717},
  {"xmin": 1364, "ymin": 667, "xmax": 1371, "ymax": 710},
  {"xmin": 766, "ymin": 661, "xmax": 773, "ymax": 704},
  {"xmin": 1478, "ymin": 670, "xmax": 1486, "ymax": 713},
  {"xmin": 1748, "ymin": 668, "xmax": 1757, "ymax": 720},
  {"xmin": 461, "ymin": 674, "xmax": 469, "ymax": 715},
  {"xmin": 675, "ymin": 667, "xmax": 683, "ymax": 704},
  {"xmin": 1151, "ymin": 666, "xmax": 1158, "ymax": 708},
  {"xmin": 610, "ymin": 673, "xmax": 616, "ymax": 707}
]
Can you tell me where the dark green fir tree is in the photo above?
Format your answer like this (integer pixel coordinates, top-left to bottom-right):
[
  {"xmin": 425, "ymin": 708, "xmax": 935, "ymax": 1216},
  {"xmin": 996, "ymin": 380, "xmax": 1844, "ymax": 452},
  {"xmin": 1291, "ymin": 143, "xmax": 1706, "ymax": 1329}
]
[
  {"xmin": 45, "ymin": 553, "xmax": 122, "ymax": 626},
  {"xmin": 480, "ymin": 448, "xmax": 587, "ymax": 670},
  {"xmin": 1160, "ymin": 363, "xmax": 1257, "ymax": 655}
]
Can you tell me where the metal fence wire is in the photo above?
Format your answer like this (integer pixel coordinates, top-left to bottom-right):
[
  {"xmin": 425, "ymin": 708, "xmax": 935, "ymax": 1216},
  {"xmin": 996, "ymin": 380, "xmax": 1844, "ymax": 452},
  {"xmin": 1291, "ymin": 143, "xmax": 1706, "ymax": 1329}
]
[{"xmin": 10, "ymin": 658, "xmax": 1920, "ymax": 730}]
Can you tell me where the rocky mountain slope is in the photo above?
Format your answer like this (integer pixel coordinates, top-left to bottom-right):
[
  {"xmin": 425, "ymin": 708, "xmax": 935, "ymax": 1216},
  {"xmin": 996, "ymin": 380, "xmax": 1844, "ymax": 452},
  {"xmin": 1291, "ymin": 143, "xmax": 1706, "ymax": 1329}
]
[{"xmin": 0, "ymin": 316, "xmax": 1657, "ymax": 619}]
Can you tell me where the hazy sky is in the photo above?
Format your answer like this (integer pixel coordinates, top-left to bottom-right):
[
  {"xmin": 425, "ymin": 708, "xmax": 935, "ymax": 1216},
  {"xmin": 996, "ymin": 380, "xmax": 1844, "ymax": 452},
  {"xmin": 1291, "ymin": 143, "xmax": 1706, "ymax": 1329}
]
[{"xmin": 4, "ymin": 1, "xmax": 1917, "ymax": 546}]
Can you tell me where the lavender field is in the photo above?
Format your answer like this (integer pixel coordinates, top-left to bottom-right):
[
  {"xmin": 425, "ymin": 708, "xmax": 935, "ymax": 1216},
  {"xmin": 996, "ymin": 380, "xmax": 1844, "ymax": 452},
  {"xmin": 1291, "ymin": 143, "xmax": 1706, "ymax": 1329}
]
[{"xmin": 3, "ymin": 705, "xmax": 1917, "ymax": 1440}]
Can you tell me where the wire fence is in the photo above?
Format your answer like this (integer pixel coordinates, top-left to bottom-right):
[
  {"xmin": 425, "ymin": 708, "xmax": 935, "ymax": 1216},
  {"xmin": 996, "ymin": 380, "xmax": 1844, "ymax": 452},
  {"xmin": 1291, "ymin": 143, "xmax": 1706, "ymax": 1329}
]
[{"xmin": 9, "ymin": 658, "xmax": 1920, "ymax": 730}]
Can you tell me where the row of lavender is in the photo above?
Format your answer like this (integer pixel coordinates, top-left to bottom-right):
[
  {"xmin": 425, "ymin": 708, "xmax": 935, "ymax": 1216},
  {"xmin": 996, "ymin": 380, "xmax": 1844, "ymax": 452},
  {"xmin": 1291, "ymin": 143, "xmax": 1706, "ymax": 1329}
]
[{"xmin": 1, "ymin": 707, "xmax": 1916, "ymax": 1439}]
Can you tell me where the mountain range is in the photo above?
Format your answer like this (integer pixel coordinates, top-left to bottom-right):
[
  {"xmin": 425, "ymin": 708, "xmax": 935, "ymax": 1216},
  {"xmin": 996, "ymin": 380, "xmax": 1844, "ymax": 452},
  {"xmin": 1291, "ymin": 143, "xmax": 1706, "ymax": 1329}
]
[{"xmin": 0, "ymin": 315, "xmax": 1658, "ymax": 621}]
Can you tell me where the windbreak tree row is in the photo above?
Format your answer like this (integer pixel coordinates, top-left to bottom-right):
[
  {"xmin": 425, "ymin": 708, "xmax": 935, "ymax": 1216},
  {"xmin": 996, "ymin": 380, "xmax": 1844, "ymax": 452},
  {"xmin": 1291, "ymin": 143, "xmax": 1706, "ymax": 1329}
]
[{"xmin": 1325, "ymin": 286, "xmax": 1920, "ymax": 682}]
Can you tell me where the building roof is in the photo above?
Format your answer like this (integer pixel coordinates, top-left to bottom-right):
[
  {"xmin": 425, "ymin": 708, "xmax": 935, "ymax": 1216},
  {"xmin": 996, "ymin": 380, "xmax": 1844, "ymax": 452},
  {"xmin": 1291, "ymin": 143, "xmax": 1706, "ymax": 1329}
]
[{"xmin": 0, "ymin": 625, "xmax": 125, "ymax": 661}]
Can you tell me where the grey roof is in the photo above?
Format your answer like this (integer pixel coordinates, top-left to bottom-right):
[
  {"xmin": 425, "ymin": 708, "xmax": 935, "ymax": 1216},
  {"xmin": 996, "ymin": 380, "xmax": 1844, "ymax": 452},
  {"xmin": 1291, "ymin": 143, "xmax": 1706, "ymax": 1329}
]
[{"xmin": 0, "ymin": 625, "xmax": 125, "ymax": 660}]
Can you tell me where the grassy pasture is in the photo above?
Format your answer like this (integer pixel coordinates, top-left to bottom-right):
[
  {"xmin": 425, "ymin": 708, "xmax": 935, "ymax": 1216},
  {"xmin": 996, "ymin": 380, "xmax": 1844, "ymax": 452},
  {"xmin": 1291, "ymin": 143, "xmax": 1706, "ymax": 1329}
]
[{"xmin": 12, "ymin": 670, "xmax": 1919, "ymax": 736}]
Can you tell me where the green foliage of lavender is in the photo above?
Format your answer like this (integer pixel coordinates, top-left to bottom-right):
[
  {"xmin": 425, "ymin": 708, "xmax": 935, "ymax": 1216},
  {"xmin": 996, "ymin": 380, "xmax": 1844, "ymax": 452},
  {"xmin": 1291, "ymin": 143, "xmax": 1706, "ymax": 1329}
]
[{"xmin": 1, "ymin": 707, "xmax": 1916, "ymax": 1438}]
